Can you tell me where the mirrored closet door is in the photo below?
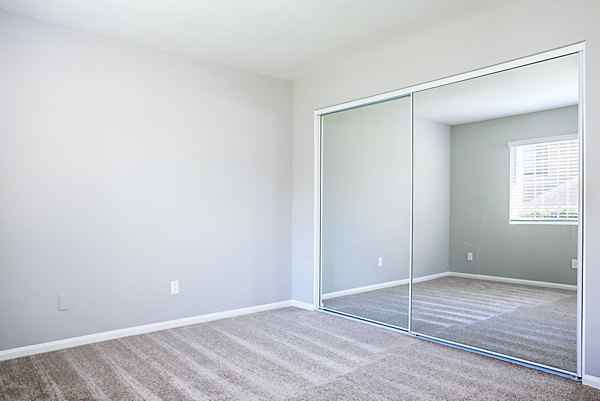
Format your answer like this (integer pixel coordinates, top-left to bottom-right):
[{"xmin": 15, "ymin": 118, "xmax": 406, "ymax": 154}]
[
  {"xmin": 320, "ymin": 95, "xmax": 412, "ymax": 329},
  {"xmin": 318, "ymin": 49, "xmax": 581, "ymax": 376},
  {"xmin": 411, "ymin": 53, "xmax": 580, "ymax": 374}
]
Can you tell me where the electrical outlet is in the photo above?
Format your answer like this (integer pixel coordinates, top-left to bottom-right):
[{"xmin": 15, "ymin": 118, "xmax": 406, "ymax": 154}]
[
  {"xmin": 467, "ymin": 252, "xmax": 473, "ymax": 261},
  {"xmin": 572, "ymin": 259, "xmax": 578, "ymax": 269},
  {"xmin": 170, "ymin": 281, "xmax": 179, "ymax": 295},
  {"xmin": 378, "ymin": 257, "xmax": 383, "ymax": 267}
]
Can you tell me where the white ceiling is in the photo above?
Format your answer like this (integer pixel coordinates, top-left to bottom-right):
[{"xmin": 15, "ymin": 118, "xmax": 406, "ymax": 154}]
[
  {"xmin": 0, "ymin": 0, "xmax": 521, "ymax": 80},
  {"xmin": 414, "ymin": 54, "xmax": 579, "ymax": 125}
]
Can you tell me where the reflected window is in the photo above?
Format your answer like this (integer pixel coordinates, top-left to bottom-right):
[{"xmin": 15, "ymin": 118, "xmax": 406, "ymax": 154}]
[{"xmin": 509, "ymin": 135, "xmax": 578, "ymax": 224}]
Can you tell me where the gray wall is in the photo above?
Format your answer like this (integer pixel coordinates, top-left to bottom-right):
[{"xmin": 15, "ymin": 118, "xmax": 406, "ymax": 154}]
[
  {"xmin": 321, "ymin": 98, "xmax": 411, "ymax": 293},
  {"xmin": 292, "ymin": 0, "xmax": 600, "ymax": 377},
  {"xmin": 413, "ymin": 117, "xmax": 451, "ymax": 278},
  {"xmin": 449, "ymin": 107, "xmax": 578, "ymax": 285},
  {"xmin": 321, "ymin": 108, "xmax": 451, "ymax": 294},
  {"xmin": 0, "ymin": 11, "xmax": 293, "ymax": 351}
]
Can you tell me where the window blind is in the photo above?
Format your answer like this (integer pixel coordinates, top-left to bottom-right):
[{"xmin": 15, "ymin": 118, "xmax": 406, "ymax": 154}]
[{"xmin": 509, "ymin": 135, "xmax": 579, "ymax": 223}]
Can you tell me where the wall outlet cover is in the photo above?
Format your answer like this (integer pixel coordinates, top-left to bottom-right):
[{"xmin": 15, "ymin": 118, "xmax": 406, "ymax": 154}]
[{"xmin": 171, "ymin": 281, "xmax": 179, "ymax": 295}]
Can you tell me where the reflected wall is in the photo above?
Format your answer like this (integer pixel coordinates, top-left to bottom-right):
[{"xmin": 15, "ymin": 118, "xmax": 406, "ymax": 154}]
[{"xmin": 320, "ymin": 96, "xmax": 411, "ymax": 329}]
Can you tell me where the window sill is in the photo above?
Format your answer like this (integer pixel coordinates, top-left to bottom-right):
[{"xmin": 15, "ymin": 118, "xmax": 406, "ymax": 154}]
[{"xmin": 509, "ymin": 220, "xmax": 578, "ymax": 226}]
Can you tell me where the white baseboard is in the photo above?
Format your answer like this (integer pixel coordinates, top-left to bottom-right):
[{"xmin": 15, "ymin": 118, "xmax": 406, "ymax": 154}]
[
  {"xmin": 448, "ymin": 272, "xmax": 577, "ymax": 290},
  {"xmin": 290, "ymin": 300, "xmax": 316, "ymax": 311},
  {"xmin": 322, "ymin": 272, "xmax": 449, "ymax": 300},
  {"xmin": 322, "ymin": 279, "xmax": 408, "ymax": 300},
  {"xmin": 0, "ymin": 300, "xmax": 298, "ymax": 362},
  {"xmin": 583, "ymin": 374, "xmax": 600, "ymax": 389},
  {"xmin": 413, "ymin": 272, "xmax": 450, "ymax": 284}
]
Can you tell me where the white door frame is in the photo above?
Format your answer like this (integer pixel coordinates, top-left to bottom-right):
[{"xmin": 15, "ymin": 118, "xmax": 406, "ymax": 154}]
[{"xmin": 312, "ymin": 42, "xmax": 586, "ymax": 378}]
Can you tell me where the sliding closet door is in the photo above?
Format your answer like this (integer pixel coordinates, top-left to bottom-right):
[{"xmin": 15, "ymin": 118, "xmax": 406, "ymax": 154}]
[
  {"xmin": 320, "ymin": 96, "xmax": 412, "ymax": 329},
  {"xmin": 411, "ymin": 54, "xmax": 580, "ymax": 374}
]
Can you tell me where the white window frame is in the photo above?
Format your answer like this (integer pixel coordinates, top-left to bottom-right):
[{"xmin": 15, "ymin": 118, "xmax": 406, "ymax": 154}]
[{"xmin": 508, "ymin": 134, "xmax": 579, "ymax": 225}]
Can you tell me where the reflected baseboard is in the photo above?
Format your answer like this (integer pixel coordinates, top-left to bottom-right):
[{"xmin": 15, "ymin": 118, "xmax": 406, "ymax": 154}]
[
  {"xmin": 448, "ymin": 272, "xmax": 576, "ymax": 291},
  {"xmin": 321, "ymin": 271, "xmax": 576, "ymax": 300},
  {"xmin": 322, "ymin": 272, "xmax": 449, "ymax": 300}
]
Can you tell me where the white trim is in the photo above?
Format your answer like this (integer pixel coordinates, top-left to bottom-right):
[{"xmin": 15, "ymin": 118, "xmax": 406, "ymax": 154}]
[
  {"xmin": 313, "ymin": 113, "xmax": 322, "ymax": 309},
  {"xmin": 578, "ymin": 43, "xmax": 585, "ymax": 379},
  {"xmin": 583, "ymin": 375, "xmax": 600, "ymax": 390},
  {"xmin": 290, "ymin": 300, "xmax": 316, "ymax": 311},
  {"xmin": 509, "ymin": 220, "xmax": 577, "ymax": 225},
  {"xmin": 448, "ymin": 272, "xmax": 577, "ymax": 291},
  {"xmin": 0, "ymin": 300, "xmax": 298, "ymax": 362},
  {"xmin": 412, "ymin": 272, "xmax": 450, "ymax": 284},
  {"xmin": 314, "ymin": 43, "xmax": 584, "ymax": 116},
  {"xmin": 507, "ymin": 134, "xmax": 578, "ymax": 148},
  {"xmin": 322, "ymin": 279, "xmax": 409, "ymax": 300},
  {"xmin": 408, "ymin": 93, "xmax": 415, "ymax": 332},
  {"xmin": 322, "ymin": 272, "xmax": 449, "ymax": 300}
]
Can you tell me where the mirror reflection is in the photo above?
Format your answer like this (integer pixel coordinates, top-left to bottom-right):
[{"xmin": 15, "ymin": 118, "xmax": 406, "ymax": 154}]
[
  {"xmin": 320, "ymin": 96, "xmax": 412, "ymax": 329},
  {"xmin": 412, "ymin": 53, "xmax": 579, "ymax": 373},
  {"xmin": 319, "ymin": 53, "xmax": 580, "ymax": 374}
]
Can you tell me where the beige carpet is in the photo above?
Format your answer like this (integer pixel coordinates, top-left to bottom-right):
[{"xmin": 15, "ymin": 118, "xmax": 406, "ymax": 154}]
[
  {"xmin": 1, "ymin": 307, "xmax": 598, "ymax": 400},
  {"xmin": 323, "ymin": 276, "xmax": 577, "ymax": 372}
]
